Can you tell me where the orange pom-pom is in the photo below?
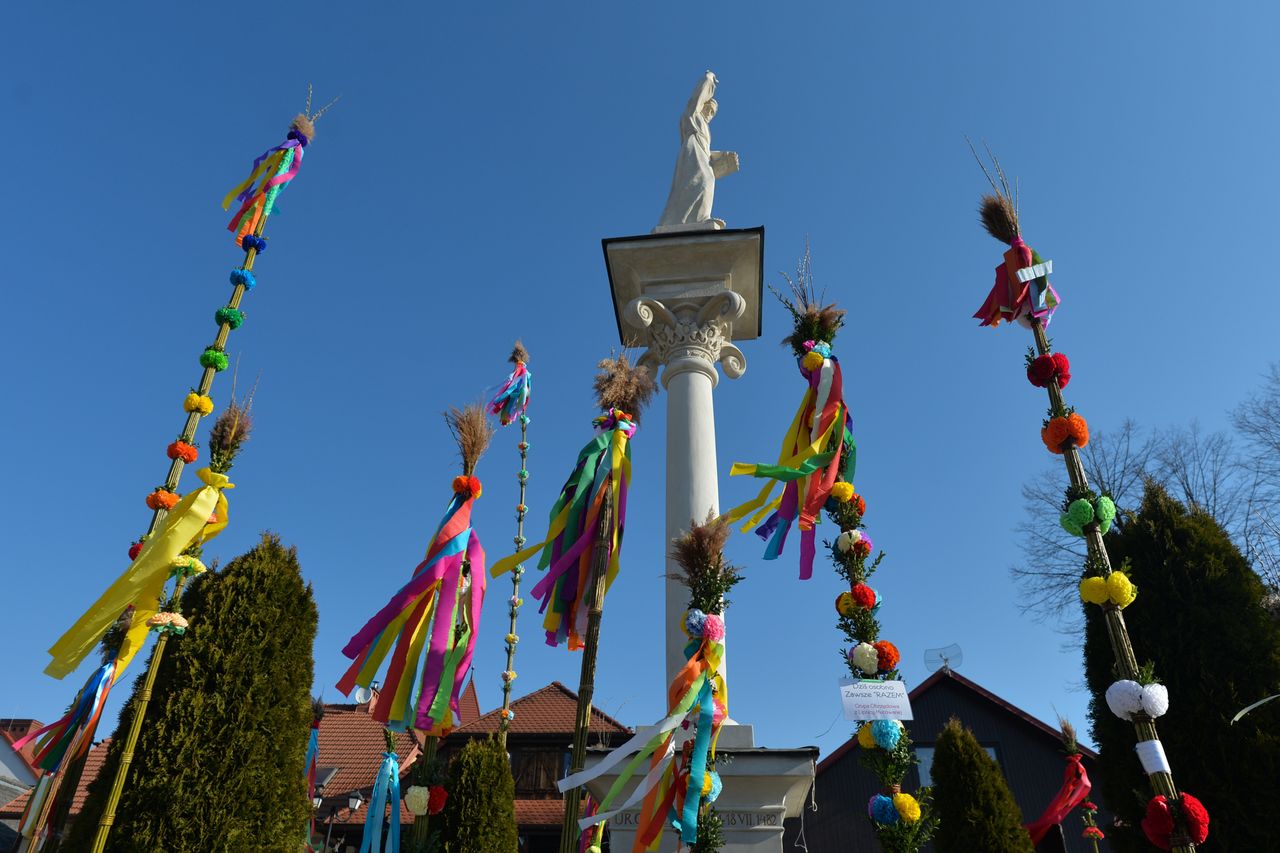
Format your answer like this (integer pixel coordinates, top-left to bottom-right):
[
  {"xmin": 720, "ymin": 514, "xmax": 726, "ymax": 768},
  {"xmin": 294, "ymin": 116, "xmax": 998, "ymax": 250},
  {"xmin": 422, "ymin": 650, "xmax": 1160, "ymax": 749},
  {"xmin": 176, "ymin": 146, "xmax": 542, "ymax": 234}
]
[
  {"xmin": 851, "ymin": 493, "xmax": 867, "ymax": 516},
  {"xmin": 146, "ymin": 489, "xmax": 180, "ymax": 511},
  {"xmin": 452, "ymin": 475, "xmax": 483, "ymax": 498},
  {"xmin": 1042, "ymin": 413, "xmax": 1089, "ymax": 454},
  {"xmin": 873, "ymin": 640, "xmax": 900, "ymax": 671},
  {"xmin": 166, "ymin": 441, "xmax": 199, "ymax": 463}
]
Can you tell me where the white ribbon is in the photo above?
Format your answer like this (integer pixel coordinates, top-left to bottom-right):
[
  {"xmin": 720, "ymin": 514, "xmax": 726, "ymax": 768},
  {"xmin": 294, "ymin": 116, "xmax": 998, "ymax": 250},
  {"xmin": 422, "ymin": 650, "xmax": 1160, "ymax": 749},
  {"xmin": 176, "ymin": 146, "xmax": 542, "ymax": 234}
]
[{"xmin": 578, "ymin": 744, "xmax": 675, "ymax": 831}]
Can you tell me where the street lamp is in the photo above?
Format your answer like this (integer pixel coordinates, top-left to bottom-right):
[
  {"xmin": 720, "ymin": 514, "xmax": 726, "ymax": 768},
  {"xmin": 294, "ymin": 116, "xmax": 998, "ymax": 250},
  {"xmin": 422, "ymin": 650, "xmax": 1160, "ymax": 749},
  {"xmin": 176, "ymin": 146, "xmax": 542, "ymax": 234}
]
[{"xmin": 324, "ymin": 790, "xmax": 365, "ymax": 852}]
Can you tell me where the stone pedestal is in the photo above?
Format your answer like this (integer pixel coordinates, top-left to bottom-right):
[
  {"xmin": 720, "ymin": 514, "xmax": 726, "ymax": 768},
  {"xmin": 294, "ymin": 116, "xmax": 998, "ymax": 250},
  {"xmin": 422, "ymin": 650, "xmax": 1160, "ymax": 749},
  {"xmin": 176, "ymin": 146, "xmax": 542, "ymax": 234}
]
[{"xmin": 582, "ymin": 726, "xmax": 817, "ymax": 853}]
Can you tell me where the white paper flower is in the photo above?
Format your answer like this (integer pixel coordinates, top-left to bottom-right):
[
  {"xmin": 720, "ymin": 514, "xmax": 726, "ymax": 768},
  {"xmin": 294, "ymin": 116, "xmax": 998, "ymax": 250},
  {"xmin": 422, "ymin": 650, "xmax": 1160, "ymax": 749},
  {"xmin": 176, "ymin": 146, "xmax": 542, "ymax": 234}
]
[
  {"xmin": 404, "ymin": 785, "xmax": 430, "ymax": 816},
  {"xmin": 1140, "ymin": 683, "xmax": 1169, "ymax": 718},
  {"xmin": 852, "ymin": 642, "xmax": 879, "ymax": 676},
  {"xmin": 836, "ymin": 530, "xmax": 863, "ymax": 554},
  {"xmin": 1105, "ymin": 679, "xmax": 1146, "ymax": 721}
]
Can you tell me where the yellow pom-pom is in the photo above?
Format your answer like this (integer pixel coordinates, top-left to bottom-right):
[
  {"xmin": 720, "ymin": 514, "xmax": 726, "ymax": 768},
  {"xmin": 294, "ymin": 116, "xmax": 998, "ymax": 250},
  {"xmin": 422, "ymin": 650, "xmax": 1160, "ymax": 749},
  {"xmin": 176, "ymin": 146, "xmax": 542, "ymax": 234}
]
[
  {"xmin": 702, "ymin": 773, "xmax": 714, "ymax": 795},
  {"xmin": 802, "ymin": 351, "xmax": 826, "ymax": 371},
  {"xmin": 836, "ymin": 592, "xmax": 857, "ymax": 618},
  {"xmin": 830, "ymin": 482, "xmax": 855, "ymax": 503},
  {"xmin": 1079, "ymin": 577, "xmax": 1109, "ymax": 605},
  {"xmin": 893, "ymin": 792, "xmax": 921, "ymax": 823},
  {"xmin": 857, "ymin": 723, "xmax": 876, "ymax": 750},
  {"xmin": 1107, "ymin": 572, "xmax": 1137, "ymax": 608},
  {"xmin": 183, "ymin": 392, "xmax": 214, "ymax": 415}
]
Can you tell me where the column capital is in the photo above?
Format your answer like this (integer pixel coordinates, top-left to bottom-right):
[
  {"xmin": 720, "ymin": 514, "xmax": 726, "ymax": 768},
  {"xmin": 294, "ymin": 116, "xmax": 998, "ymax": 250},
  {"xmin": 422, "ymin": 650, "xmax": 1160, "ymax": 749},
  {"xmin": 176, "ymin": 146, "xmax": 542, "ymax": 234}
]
[{"xmin": 622, "ymin": 292, "xmax": 748, "ymax": 388}]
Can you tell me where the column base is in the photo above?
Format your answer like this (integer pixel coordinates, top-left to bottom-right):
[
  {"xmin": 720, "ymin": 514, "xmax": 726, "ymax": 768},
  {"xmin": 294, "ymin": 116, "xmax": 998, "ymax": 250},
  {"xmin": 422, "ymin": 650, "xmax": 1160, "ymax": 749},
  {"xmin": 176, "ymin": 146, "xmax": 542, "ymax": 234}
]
[{"xmin": 582, "ymin": 726, "xmax": 816, "ymax": 853}]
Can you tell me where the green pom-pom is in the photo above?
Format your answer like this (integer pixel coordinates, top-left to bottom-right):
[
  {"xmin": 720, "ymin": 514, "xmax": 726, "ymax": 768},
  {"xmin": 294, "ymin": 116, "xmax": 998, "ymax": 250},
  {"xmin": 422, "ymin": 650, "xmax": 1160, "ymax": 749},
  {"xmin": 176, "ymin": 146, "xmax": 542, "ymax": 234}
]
[
  {"xmin": 199, "ymin": 348, "xmax": 229, "ymax": 371},
  {"xmin": 214, "ymin": 307, "xmax": 244, "ymax": 330},
  {"xmin": 1095, "ymin": 496, "xmax": 1117, "ymax": 524},
  {"xmin": 1099, "ymin": 517, "xmax": 1113, "ymax": 535},
  {"xmin": 1060, "ymin": 512, "xmax": 1084, "ymax": 537},
  {"xmin": 1067, "ymin": 499, "xmax": 1095, "ymax": 527}
]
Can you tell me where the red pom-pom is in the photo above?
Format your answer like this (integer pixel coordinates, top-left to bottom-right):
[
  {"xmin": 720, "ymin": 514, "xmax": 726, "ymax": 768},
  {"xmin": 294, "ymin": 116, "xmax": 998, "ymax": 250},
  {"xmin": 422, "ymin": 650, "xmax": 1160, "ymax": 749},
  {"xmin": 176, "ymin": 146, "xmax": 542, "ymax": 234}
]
[
  {"xmin": 850, "ymin": 583, "xmax": 877, "ymax": 610},
  {"xmin": 853, "ymin": 539, "xmax": 872, "ymax": 557},
  {"xmin": 851, "ymin": 493, "xmax": 866, "ymax": 516},
  {"xmin": 1051, "ymin": 352, "xmax": 1071, "ymax": 389},
  {"xmin": 452, "ymin": 475, "xmax": 483, "ymax": 499},
  {"xmin": 873, "ymin": 640, "xmax": 900, "ymax": 671},
  {"xmin": 128, "ymin": 541, "xmax": 143, "ymax": 560},
  {"xmin": 427, "ymin": 785, "xmax": 448, "ymax": 815},
  {"xmin": 1027, "ymin": 353, "xmax": 1071, "ymax": 389},
  {"xmin": 1142, "ymin": 794, "xmax": 1209, "ymax": 849}
]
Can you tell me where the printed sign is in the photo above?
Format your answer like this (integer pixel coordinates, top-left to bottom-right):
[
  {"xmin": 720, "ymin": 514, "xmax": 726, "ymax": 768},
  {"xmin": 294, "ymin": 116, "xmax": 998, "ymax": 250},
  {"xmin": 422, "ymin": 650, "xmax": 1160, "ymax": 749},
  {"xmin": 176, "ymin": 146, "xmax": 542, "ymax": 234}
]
[{"xmin": 839, "ymin": 677, "xmax": 913, "ymax": 721}]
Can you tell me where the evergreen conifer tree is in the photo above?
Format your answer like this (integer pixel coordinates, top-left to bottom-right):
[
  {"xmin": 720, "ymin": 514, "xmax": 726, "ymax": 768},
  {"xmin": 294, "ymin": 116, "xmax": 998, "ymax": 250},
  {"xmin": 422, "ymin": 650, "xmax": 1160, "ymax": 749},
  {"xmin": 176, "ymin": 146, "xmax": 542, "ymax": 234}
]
[
  {"xmin": 439, "ymin": 736, "xmax": 517, "ymax": 853},
  {"xmin": 931, "ymin": 718, "xmax": 1034, "ymax": 853},
  {"xmin": 1084, "ymin": 483, "xmax": 1280, "ymax": 852},
  {"xmin": 65, "ymin": 534, "xmax": 318, "ymax": 852}
]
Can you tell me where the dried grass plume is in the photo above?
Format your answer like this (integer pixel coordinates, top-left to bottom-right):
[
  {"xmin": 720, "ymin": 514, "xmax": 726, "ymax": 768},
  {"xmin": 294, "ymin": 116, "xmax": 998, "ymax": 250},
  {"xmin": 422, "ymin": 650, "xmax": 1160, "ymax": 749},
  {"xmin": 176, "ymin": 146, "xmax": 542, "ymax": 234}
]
[
  {"xmin": 510, "ymin": 340, "xmax": 530, "ymax": 365},
  {"xmin": 593, "ymin": 353, "xmax": 656, "ymax": 420},
  {"xmin": 771, "ymin": 242, "xmax": 845, "ymax": 357},
  {"xmin": 968, "ymin": 138, "xmax": 1020, "ymax": 245},
  {"xmin": 668, "ymin": 513, "xmax": 743, "ymax": 614},
  {"xmin": 445, "ymin": 403, "xmax": 494, "ymax": 475},
  {"xmin": 208, "ymin": 377, "xmax": 256, "ymax": 474}
]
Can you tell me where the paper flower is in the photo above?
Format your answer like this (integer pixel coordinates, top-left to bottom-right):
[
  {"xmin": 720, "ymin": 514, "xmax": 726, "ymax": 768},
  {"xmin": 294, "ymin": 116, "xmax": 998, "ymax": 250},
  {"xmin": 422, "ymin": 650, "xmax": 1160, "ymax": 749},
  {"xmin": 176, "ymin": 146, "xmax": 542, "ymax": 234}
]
[
  {"xmin": 214, "ymin": 306, "xmax": 245, "ymax": 330},
  {"xmin": 183, "ymin": 392, "xmax": 214, "ymax": 415},
  {"xmin": 851, "ymin": 583, "xmax": 877, "ymax": 610},
  {"xmin": 893, "ymin": 792, "xmax": 921, "ymax": 823},
  {"xmin": 1027, "ymin": 352, "xmax": 1071, "ymax": 389},
  {"xmin": 685, "ymin": 609, "xmax": 707, "ymax": 638},
  {"xmin": 166, "ymin": 441, "xmax": 199, "ymax": 463},
  {"xmin": 1105, "ymin": 679, "xmax": 1146, "ymax": 721},
  {"xmin": 852, "ymin": 643, "xmax": 879, "ymax": 676},
  {"xmin": 427, "ymin": 785, "xmax": 448, "ymax": 815},
  {"xmin": 1106, "ymin": 572, "xmax": 1137, "ymax": 608},
  {"xmin": 146, "ymin": 489, "xmax": 180, "ymax": 511},
  {"xmin": 128, "ymin": 540, "xmax": 144, "ymax": 560},
  {"xmin": 869, "ymin": 794, "xmax": 899, "ymax": 825},
  {"xmin": 199, "ymin": 348, "xmax": 229, "ymax": 371},
  {"xmin": 836, "ymin": 592, "xmax": 857, "ymax": 617},
  {"xmin": 404, "ymin": 785, "xmax": 430, "ymax": 816},
  {"xmin": 500, "ymin": 708, "xmax": 515, "ymax": 721},
  {"xmin": 857, "ymin": 723, "xmax": 877, "ymax": 749},
  {"xmin": 1140, "ymin": 682, "xmax": 1169, "ymax": 718},
  {"xmin": 873, "ymin": 641, "xmax": 900, "ymax": 672},
  {"xmin": 801, "ymin": 350, "xmax": 826, "ymax": 371},
  {"xmin": 452, "ymin": 475, "xmax": 483, "ymax": 499},
  {"xmin": 830, "ymin": 482, "xmax": 855, "ymax": 503},
  {"xmin": 871, "ymin": 719, "xmax": 902, "ymax": 751},
  {"xmin": 1079, "ymin": 577, "xmax": 1109, "ymax": 605},
  {"xmin": 836, "ymin": 530, "xmax": 862, "ymax": 553},
  {"xmin": 854, "ymin": 535, "xmax": 873, "ymax": 557},
  {"xmin": 1142, "ymin": 794, "xmax": 1209, "ymax": 849},
  {"xmin": 702, "ymin": 613, "xmax": 726, "ymax": 642},
  {"xmin": 505, "ymin": 633, "xmax": 519, "ymax": 645},
  {"xmin": 1083, "ymin": 826, "xmax": 1105, "ymax": 840},
  {"xmin": 1041, "ymin": 412, "xmax": 1090, "ymax": 454},
  {"xmin": 501, "ymin": 670, "xmax": 517, "ymax": 683}
]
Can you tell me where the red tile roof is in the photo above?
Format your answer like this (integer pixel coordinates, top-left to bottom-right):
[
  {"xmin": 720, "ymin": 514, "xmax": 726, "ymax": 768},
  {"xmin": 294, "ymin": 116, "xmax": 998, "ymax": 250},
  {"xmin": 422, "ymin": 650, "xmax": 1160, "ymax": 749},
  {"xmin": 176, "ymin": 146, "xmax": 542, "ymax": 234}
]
[
  {"xmin": 453, "ymin": 682, "xmax": 631, "ymax": 737},
  {"xmin": 515, "ymin": 798, "xmax": 567, "ymax": 826},
  {"xmin": 313, "ymin": 703, "xmax": 420, "ymax": 826},
  {"xmin": 0, "ymin": 738, "xmax": 111, "ymax": 820}
]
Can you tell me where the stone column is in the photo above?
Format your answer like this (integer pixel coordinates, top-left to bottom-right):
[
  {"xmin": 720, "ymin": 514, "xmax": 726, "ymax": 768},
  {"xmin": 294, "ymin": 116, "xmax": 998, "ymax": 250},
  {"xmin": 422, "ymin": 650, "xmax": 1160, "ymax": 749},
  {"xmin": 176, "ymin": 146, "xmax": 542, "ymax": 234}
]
[{"xmin": 624, "ymin": 293, "xmax": 746, "ymax": 685}]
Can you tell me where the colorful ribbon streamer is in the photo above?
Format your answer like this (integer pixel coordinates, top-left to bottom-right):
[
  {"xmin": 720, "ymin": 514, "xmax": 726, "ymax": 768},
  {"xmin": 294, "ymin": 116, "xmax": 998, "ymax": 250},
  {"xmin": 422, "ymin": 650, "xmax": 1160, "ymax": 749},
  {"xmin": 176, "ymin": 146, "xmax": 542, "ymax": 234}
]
[
  {"xmin": 564, "ymin": 630, "xmax": 726, "ymax": 851},
  {"xmin": 359, "ymin": 751, "xmax": 402, "ymax": 853},
  {"xmin": 221, "ymin": 128, "xmax": 307, "ymax": 245},
  {"xmin": 490, "ymin": 409, "xmax": 634, "ymax": 649},
  {"xmin": 488, "ymin": 361, "xmax": 532, "ymax": 426},
  {"xmin": 46, "ymin": 468, "xmax": 232, "ymax": 679},
  {"xmin": 722, "ymin": 343, "xmax": 851, "ymax": 579},
  {"xmin": 338, "ymin": 485, "xmax": 487, "ymax": 732},
  {"xmin": 13, "ymin": 660, "xmax": 116, "ymax": 773},
  {"xmin": 973, "ymin": 236, "xmax": 1060, "ymax": 328},
  {"xmin": 1024, "ymin": 754, "xmax": 1091, "ymax": 845}
]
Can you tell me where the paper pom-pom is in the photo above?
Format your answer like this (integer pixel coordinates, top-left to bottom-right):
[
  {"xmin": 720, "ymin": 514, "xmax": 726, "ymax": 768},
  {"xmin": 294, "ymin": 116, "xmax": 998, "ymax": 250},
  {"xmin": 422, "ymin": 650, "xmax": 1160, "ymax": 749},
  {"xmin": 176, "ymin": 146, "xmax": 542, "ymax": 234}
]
[
  {"xmin": 452, "ymin": 475, "xmax": 483, "ymax": 498},
  {"xmin": 873, "ymin": 640, "xmax": 900, "ymax": 672},
  {"xmin": 1060, "ymin": 512, "xmax": 1084, "ymax": 537},
  {"xmin": 871, "ymin": 719, "xmax": 902, "ymax": 750},
  {"xmin": 830, "ymin": 482, "xmax": 855, "ymax": 503},
  {"xmin": 404, "ymin": 785, "xmax": 430, "ymax": 816},
  {"xmin": 836, "ymin": 530, "xmax": 861, "ymax": 553},
  {"xmin": 1083, "ymin": 826, "xmax": 1105, "ymax": 840},
  {"xmin": 1095, "ymin": 496, "xmax": 1116, "ymax": 524},
  {"xmin": 1079, "ymin": 577, "xmax": 1109, "ymax": 605},
  {"xmin": 802, "ymin": 351, "xmax": 826, "ymax": 371},
  {"xmin": 685, "ymin": 609, "xmax": 707, "ymax": 638},
  {"xmin": 1106, "ymin": 572, "xmax": 1137, "ymax": 608},
  {"xmin": 501, "ymin": 670, "xmax": 516, "ymax": 683},
  {"xmin": 835, "ymin": 592, "xmax": 857, "ymax": 617},
  {"xmin": 1067, "ymin": 499, "xmax": 1095, "ymax": 527},
  {"xmin": 427, "ymin": 785, "xmax": 448, "ymax": 815},
  {"xmin": 702, "ymin": 613, "xmax": 726, "ymax": 642},
  {"xmin": 229, "ymin": 268, "xmax": 257, "ymax": 290},
  {"xmin": 215, "ymin": 306, "xmax": 244, "ymax": 329},
  {"xmin": 146, "ymin": 489, "xmax": 180, "ymax": 511},
  {"xmin": 850, "ymin": 583, "xmax": 877, "ymax": 610},
  {"xmin": 852, "ymin": 642, "xmax": 880, "ymax": 676},
  {"xmin": 1042, "ymin": 413, "xmax": 1090, "ymax": 454},
  {"xmin": 1143, "ymin": 794, "xmax": 1209, "ymax": 849},
  {"xmin": 869, "ymin": 794, "xmax": 899, "ymax": 825},
  {"xmin": 1141, "ymin": 682, "xmax": 1170, "ymax": 718},
  {"xmin": 183, "ymin": 392, "xmax": 214, "ymax": 415},
  {"xmin": 128, "ymin": 540, "xmax": 144, "ymax": 560},
  {"xmin": 857, "ymin": 723, "xmax": 876, "ymax": 749},
  {"xmin": 893, "ymin": 792, "xmax": 921, "ymax": 823},
  {"xmin": 1027, "ymin": 352, "xmax": 1071, "ymax": 389},
  {"xmin": 167, "ymin": 441, "xmax": 199, "ymax": 463},
  {"xmin": 853, "ymin": 535, "xmax": 874, "ymax": 557},
  {"xmin": 1105, "ymin": 679, "xmax": 1146, "ymax": 721},
  {"xmin": 199, "ymin": 348, "xmax": 229, "ymax": 371}
]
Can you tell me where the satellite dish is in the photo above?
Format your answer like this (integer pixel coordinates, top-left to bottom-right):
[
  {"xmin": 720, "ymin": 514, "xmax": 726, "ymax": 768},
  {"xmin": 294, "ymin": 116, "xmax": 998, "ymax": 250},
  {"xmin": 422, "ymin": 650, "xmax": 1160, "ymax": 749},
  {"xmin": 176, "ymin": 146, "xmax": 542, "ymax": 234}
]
[
  {"xmin": 353, "ymin": 686, "xmax": 373, "ymax": 705},
  {"xmin": 924, "ymin": 644, "xmax": 963, "ymax": 673}
]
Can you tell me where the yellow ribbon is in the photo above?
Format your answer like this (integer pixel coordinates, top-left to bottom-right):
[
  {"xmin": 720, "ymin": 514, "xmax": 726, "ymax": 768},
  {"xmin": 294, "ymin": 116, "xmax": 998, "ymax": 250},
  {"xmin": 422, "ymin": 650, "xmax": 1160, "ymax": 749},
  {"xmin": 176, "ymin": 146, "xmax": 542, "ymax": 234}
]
[
  {"xmin": 220, "ymin": 151, "xmax": 285, "ymax": 211},
  {"xmin": 47, "ymin": 468, "xmax": 233, "ymax": 679}
]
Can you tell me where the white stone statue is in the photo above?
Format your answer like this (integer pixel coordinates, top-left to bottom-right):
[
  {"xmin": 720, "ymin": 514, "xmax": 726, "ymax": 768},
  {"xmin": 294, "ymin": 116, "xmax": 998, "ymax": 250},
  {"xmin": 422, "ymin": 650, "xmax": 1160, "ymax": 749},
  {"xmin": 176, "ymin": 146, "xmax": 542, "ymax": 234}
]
[{"xmin": 654, "ymin": 71, "xmax": 740, "ymax": 233}]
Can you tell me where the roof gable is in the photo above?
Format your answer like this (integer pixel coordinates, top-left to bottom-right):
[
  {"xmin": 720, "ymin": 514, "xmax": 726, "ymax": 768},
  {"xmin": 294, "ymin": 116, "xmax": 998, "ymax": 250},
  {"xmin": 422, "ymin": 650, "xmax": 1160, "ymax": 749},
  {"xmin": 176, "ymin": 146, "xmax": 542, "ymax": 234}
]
[{"xmin": 453, "ymin": 681, "xmax": 631, "ymax": 736}]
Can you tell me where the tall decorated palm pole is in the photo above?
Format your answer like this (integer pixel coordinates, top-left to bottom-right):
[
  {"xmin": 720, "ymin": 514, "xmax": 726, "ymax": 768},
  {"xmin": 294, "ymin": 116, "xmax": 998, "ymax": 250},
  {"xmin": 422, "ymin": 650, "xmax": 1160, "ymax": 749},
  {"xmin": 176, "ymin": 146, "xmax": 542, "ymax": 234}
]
[
  {"xmin": 721, "ymin": 254, "xmax": 936, "ymax": 852},
  {"xmin": 490, "ymin": 354, "xmax": 654, "ymax": 853},
  {"xmin": 26, "ymin": 96, "xmax": 330, "ymax": 853},
  {"xmin": 337, "ymin": 404, "xmax": 493, "ymax": 853},
  {"xmin": 487, "ymin": 342, "xmax": 534, "ymax": 747},
  {"xmin": 969, "ymin": 152, "xmax": 1206, "ymax": 852}
]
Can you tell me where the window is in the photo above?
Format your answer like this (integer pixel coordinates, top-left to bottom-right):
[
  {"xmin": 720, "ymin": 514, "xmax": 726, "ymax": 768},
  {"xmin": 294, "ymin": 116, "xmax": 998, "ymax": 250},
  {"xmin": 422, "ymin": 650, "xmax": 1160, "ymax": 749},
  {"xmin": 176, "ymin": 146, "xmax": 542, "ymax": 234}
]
[
  {"xmin": 510, "ymin": 749, "xmax": 567, "ymax": 797},
  {"xmin": 914, "ymin": 745, "xmax": 999, "ymax": 786}
]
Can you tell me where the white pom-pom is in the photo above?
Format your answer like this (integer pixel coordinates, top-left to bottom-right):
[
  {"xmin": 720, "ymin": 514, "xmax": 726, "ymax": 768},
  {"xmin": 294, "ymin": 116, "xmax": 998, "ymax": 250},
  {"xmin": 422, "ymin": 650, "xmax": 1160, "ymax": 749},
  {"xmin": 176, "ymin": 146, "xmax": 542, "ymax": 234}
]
[
  {"xmin": 404, "ymin": 785, "xmax": 430, "ymax": 816},
  {"xmin": 852, "ymin": 642, "xmax": 879, "ymax": 676},
  {"xmin": 836, "ymin": 530, "xmax": 862, "ymax": 553},
  {"xmin": 1140, "ymin": 683, "xmax": 1169, "ymax": 718},
  {"xmin": 1106, "ymin": 679, "xmax": 1145, "ymax": 721}
]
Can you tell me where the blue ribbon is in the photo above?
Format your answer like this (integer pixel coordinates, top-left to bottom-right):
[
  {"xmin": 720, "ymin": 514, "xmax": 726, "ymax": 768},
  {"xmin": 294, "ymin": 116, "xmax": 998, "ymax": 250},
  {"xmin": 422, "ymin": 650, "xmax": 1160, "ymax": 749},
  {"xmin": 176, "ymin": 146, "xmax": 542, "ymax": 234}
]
[{"xmin": 360, "ymin": 752, "xmax": 401, "ymax": 853}]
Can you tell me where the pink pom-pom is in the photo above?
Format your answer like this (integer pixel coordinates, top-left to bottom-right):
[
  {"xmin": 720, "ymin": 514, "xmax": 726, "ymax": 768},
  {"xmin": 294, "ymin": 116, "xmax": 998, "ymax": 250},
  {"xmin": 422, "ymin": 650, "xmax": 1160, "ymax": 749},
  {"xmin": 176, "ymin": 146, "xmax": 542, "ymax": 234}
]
[{"xmin": 702, "ymin": 614, "xmax": 726, "ymax": 642}]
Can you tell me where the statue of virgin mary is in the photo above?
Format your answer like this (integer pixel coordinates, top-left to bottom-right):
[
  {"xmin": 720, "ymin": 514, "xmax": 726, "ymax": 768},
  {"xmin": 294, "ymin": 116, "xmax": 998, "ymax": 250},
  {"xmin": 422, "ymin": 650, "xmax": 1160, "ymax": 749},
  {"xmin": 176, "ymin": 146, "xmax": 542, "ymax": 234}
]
[{"xmin": 655, "ymin": 71, "xmax": 740, "ymax": 232}]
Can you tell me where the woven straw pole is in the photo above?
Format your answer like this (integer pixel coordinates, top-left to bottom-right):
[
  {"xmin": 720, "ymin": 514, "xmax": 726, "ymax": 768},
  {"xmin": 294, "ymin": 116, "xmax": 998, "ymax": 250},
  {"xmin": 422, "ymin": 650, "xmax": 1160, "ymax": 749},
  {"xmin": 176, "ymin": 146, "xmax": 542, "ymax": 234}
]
[
  {"xmin": 499, "ymin": 417, "xmax": 530, "ymax": 749},
  {"xmin": 406, "ymin": 735, "xmax": 439, "ymax": 850},
  {"xmin": 558, "ymin": 492, "xmax": 614, "ymax": 853},
  {"xmin": 1030, "ymin": 319, "xmax": 1195, "ymax": 853}
]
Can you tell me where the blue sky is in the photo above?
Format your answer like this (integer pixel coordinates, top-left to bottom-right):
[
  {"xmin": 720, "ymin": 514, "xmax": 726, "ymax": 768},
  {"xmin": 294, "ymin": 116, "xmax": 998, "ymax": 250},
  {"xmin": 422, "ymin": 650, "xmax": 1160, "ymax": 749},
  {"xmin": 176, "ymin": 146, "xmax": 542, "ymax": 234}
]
[{"xmin": 4, "ymin": 3, "xmax": 1276, "ymax": 763}]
